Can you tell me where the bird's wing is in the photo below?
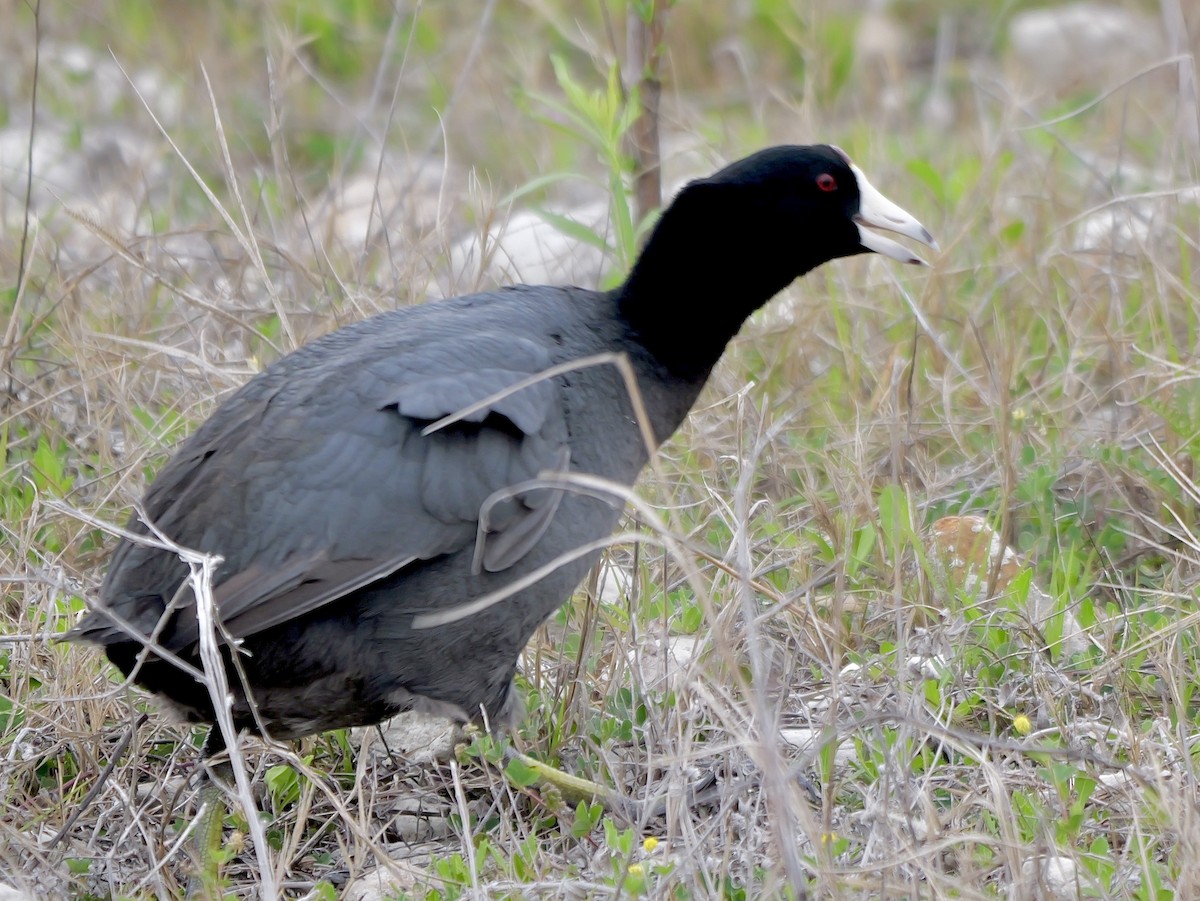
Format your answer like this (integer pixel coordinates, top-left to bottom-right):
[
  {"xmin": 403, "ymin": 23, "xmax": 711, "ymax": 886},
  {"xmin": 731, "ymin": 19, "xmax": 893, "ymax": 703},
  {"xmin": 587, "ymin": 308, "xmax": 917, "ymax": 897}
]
[{"xmin": 79, "ymin": 330, "xmax": 571, "ymax": 650}]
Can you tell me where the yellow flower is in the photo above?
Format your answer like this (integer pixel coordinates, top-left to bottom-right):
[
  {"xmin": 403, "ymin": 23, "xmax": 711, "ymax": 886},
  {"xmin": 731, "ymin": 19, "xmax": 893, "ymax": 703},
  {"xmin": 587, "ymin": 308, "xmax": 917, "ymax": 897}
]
[
  {"xmin": 1013, "ymin": 714, "xmax": 1032, "ymax": 735},
  {"xmin": 629, "ymin": 864, "xmax": 645, "ymax": 878},
  {"xmin": 642, "ymin": 837, "xmax": 659, "ymax": 853}
]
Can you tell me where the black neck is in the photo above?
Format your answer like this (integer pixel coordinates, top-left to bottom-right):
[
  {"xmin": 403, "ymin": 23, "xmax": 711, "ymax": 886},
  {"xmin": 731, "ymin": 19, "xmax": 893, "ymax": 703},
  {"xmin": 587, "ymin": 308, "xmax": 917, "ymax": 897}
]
[{"xmin": 615, "ymin": 185, "xmax": 800, "ymax": 379}]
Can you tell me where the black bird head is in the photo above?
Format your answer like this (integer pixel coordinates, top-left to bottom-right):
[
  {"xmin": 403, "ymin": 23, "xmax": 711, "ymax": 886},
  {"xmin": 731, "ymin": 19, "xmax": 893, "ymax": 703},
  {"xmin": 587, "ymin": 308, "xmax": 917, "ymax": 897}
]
[
  {"xmin": 620, "ymin": 144, "xmax": 937, "ymax": 372},
  {"xmin": 686, "ymin": 143, "xmax": 936, "ymax": 277}
]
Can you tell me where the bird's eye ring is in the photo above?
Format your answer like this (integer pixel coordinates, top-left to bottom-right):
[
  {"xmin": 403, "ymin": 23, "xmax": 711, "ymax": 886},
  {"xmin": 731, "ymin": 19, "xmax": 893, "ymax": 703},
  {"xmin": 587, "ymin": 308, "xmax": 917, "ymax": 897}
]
[{"xmin": 816, "ymin": 173, "xmax": 837, "ymax": 192}]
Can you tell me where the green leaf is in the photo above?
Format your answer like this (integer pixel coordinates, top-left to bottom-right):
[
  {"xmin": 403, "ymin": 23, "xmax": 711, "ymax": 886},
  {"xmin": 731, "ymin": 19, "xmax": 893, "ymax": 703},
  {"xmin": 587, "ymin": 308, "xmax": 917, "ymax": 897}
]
[
  {"xmin": 1000, "ymin": 220, "xmax": 1026, "ymax": 245},
  {"xmin": 877, "ymin": 483, "xmax": 910, "ymax": 561},
  {"xmin": 265, "ymin": 764, "xmax": 301, "ymax": 808},
  {"xmin": 906, "ymin": 158, "xmax": 945, "ymax": 206},
  {"xmin": 849, "ymin": 522, "xmax": 876, "ymax": 575},
  {"xmin": 500, "ymin": 171, "xmax": 594, "ymax": 207},
  {"xmin": 679, "ymin": 604, "xmax": 703, "ymax": 634},
  {"xmin": 571, "ymin": 800, "xmax": 603, "ymax": 837},
  {"xmin": 31, "ymin": 436, "xmax": 70, "ymax": 496},
  {"xmin": 503, "ymin": 755, "xmax": 541, "ymax": 788},
  {"xmin": 532, "ymin": 207, "xmax": 613, "ymax": 254}
]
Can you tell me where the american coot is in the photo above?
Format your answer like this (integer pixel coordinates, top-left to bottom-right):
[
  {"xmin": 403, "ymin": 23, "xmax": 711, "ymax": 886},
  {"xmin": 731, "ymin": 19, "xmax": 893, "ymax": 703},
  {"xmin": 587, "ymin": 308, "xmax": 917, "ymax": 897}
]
[{"xmin": 69, "ymin": 144, "xmax": 935, "ymax": 755}]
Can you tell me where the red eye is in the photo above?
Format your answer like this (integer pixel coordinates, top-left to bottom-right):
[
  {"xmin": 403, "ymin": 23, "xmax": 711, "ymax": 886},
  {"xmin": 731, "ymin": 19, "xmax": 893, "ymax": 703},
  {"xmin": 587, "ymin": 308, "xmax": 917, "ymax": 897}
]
[{"xmin": 816, "ymin": 173, "xmax": 837, "ymax": 192}]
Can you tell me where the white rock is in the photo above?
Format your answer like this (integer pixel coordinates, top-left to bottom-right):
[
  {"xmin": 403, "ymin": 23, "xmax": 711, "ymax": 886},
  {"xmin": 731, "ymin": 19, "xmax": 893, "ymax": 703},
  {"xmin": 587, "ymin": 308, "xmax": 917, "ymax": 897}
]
[
  {"xmin": 837, "ymin": 662, "xmax": 863, "ymax": 679},
  {"xmin": 1019, "ymin": 855, "xmax": 1081, "ymax": 900},
  {"xmin": 1074, "ymin": 206, "xmax": 1149, "ymax": 252},
  {"xmin": 779, "ymin": 727, "xmax": 857, "ymax": 768},
  {"xmin": 905, "ymin": 655, "xmax": 948, "ymax": 680},
  {"xmin": 443, "ymin": 138, "xmax": 710, "ymax": 296},
  {"xmin": 342, "ymin": 863, "xmax": 424, "ymax": 901},
  {"xmin": 447, "ymin": 201, "xmax": 611, "ymax": 293},
  {"xmin": 386, "ymin": 795, "xmax": 454, "ymax": 842},
  {"xmin": 1008, "ymin": 3, "xmax": 1165, "ymax": 97},
  {"xmin": 135, "ymin": 775, "xmax": 187, "ymax": 801},
  {"xmin": 306, "ymin": 156, "xmax": 449, "ymax": 252},
  {"xmin": 1096, "ymin": 771, "xmax": 1131, "ymax": 791},
  {"xmin": 854, "ymin": 10, "xmax": 910, "ymax": 118},
  {"xmin": 356, "ymin": 709, "xmax": 459, "ymax": 767},
  {"xmin": 0, "ymin": 120, "xmax": 165, "ymax": 251},
  {"xmin": 627, "ymin": 635, "xmax": 703, "ymax": 689},
  {"xmin": 596, "ymin": 559, "xmax": 632, "ymax": 605},
  {"xmin": 43, "ymin": 42, "xmax": 183, "ymax": 122},
  {"xmin": 1096, "ymin": 769, "xmax": 1168, "ymax": 791}
]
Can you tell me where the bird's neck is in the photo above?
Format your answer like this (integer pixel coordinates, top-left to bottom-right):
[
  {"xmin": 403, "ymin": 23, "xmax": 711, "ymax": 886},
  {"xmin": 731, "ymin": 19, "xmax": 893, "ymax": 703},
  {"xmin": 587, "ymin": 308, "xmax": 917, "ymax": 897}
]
[{"xmin": 615, "ymin": 206, "xmax": 797, "ymax": 379}]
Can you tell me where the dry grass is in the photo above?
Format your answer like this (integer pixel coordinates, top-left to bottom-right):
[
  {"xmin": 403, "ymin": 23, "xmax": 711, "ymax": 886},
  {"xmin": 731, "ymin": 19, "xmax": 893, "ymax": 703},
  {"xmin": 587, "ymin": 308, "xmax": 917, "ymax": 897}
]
[{"xmin": 4, "ymin": 1, "xmax": 1200, "ymax": 898}]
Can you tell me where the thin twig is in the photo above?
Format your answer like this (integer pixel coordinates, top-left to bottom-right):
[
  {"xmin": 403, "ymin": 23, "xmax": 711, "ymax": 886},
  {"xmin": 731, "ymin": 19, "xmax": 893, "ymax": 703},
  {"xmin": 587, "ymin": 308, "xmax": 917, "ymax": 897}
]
[{"xmin": 2, "ymin": 0, "xmax": 40, "ymax": 390}]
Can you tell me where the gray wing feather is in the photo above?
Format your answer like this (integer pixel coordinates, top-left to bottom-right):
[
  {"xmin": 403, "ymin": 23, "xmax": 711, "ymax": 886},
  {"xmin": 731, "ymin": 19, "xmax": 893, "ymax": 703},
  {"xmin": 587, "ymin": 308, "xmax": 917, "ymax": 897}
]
[
  {"xmin": 76, "ymin": 330, "xmax": 571, "ymax": 650},
  {"xmin": 386, "ymin": 369, "xmax": 555, "ymax": 435},
  {"xmin": 475, "ymin": 444, "xmax": 572, "ymax": 573}
]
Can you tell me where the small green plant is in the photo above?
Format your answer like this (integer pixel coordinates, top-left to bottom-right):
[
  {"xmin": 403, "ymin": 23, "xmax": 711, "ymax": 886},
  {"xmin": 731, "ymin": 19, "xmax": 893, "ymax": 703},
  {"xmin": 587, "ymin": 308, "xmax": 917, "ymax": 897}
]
[
  {"xmin": 571, "ymin": 799, "xmax": 603, "ymax": 838},
  {"xmin": 264, "ymin": 761, "xmax": 303, "ymax": 809},
  {"xmin": 508, "ymin": 54, "xmax": 645, "ymax": 283}
]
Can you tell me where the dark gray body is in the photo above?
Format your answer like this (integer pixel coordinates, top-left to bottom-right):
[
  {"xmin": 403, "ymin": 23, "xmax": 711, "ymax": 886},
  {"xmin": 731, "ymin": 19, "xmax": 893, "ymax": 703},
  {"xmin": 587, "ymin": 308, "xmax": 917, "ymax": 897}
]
[
  {"xmin": 76, "ymin": 286, "xmax": 707, "ymax": 738},
  {"xmin": 71, "ymin": 144, "xmax": 932, "ymax": 744}
]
